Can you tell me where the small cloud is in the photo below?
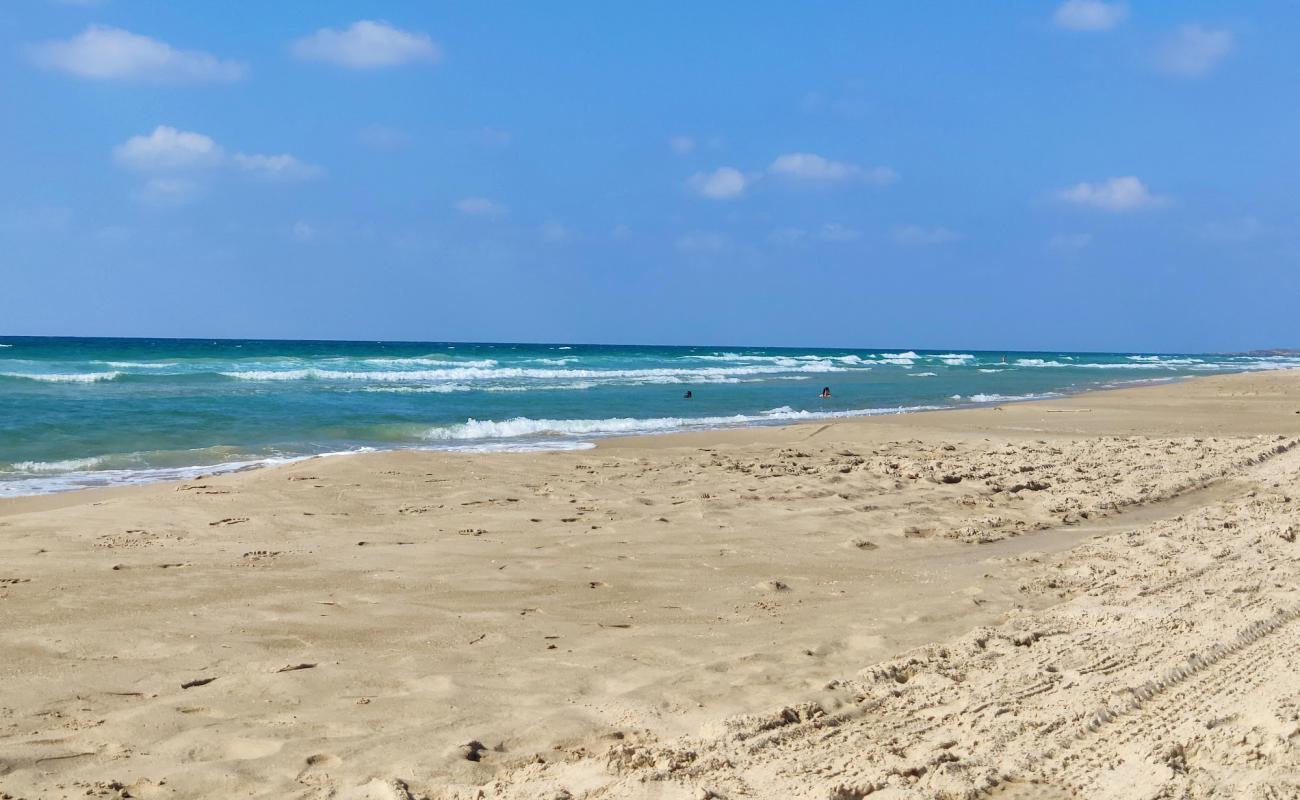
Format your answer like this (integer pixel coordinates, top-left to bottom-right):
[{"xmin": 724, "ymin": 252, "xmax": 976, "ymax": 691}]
[
  {"xmin": 818, "ymin": 223, "xmax": 862, "ymax": 242},
  {"xmin": 358, "ymin": 124, "xmax": 411, "ymax": 151},
  {"xmin": 669, "ymin": 136, "xmax": 696, "ymax": 155},
  {"xmin": 114, "ymin": 126, "xmax": 319, "ymax": 197},
  {"xmin": 114, "ymin": 126, "xmax": 223, "ymax": 171},
  {"xmin": 1201, "ymin": 217, "xmax": 1266, "ymax": 243},
  {"xmin": 1048, "ymin": 232, "xmax": 1093, "ymax": 251},
  {"xmin": 1053, "ymin": 1, "xmax": 1128, "ymax": 32},
  {"xmin": 137, "ymin": 177, "xmax": 200, "ymax": 206},
  {"xmin": 291, "ymin": 221, "xmax": 317, "ymax": 243},
  {"xmin": 291, "ymin": 20, "xmax": 441, "ymax": 69},
  {"xmin": 455, "ymin": 197, "xmax": 508, "ymax": 218},
  {"xmin": 676, "ymin": 231, "xmax": 728, "ymax": 253},
  {"xmin": 232, "ymin": 153, "xmax": 322, "ymax": 181},
  {"xmin": 687, "ymin": 166, "xmax": 748, "ymax": 199},
  {"xmin": 1056, "ymin": 176, "xmax": 1166, "ymax": 212},
  {"xmin": 767, "ymin": 227, "xmax": 806, "ymax": 245},
  {"xmin": 894, "ymin": 224, "xmax": 961, "ymax": 245},
  {"xmin": 768, "ymin": 152, "xmax": 897, "ymax": 185},
  {"xmin": 539, "ymin": 221, "xmax": 570, "ymax": 243},
  {"xmin": 29, "ymin": 25, "xmax": 245, "ymax": 82},
  {"xmin": 1153, "ymin": 25, "xmax": 1234, "ymax": 77}
]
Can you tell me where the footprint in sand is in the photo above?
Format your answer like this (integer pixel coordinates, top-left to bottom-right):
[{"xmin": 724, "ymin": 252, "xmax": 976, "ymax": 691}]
[
  {"xmin": 848, "ymin": 538, "xmax": 879, "ymax": 551},
  {"xmin": 755, "ymin": 579, "xmax": 791, "ymax": 592}
]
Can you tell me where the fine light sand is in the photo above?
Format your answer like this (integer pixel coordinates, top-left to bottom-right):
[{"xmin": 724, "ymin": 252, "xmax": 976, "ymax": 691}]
[{"xmin": 3, "ymin": 371, "xmax": 1300, "ymax": 799}]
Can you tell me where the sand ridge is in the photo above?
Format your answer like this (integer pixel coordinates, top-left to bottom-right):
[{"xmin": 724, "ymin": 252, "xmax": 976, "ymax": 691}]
[{"xmin": 2, "ymin": 371, "xmax": 1300, "ymax": 798}]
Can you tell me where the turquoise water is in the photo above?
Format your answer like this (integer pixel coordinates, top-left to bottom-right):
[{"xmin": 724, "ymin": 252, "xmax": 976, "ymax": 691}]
[{"xmin": 2, "ymin": 336, "xmax": 1295, "ymax": 496}]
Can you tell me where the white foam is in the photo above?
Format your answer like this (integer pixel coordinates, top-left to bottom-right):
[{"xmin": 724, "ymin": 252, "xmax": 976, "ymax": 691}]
[
  {"xmin": 909, "ymin": 372, "xmax": 938, "ymax": 377},
  {"xmin": 967, "ymin": 392, "xmax": 1062, "ymax": 403},
  {"xmin": 220, "ymin": 363, "xmax": 846, "ymax": 383},
  {"xmin": 6, "ymin": 457, "xmax": 106, "ymax": 473},
  {"xmin": 931, "ymin": 353, "xmax": 974, "ymax": 360},
  {"xmin": 421, "ymin": 404, "xmax": 947, "ymax": 443},
  {"xmin": 354, "ymin": 357, "xmax": 499, "ymax": 368},
  {"xmin": 0, "ymin": 371, "xmax": 122, "ymax": 383},
  {"xmin": 0, "ymin": 450, "xmax": 373, "ymax": 498}
]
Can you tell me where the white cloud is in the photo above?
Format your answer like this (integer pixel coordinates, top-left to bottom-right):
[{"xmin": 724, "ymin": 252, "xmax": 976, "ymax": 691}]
[
  {"xmin": 818, "ymin": 223, "xmax": 862, "ymax": 242},
  {"xmin": 1153, "ymin": 25, "xmax": 1234, "ymax": 77},
  {"xmin": 768, "ymin": 152, "xmax": 897, "ymax": 184},
  {"xmin": 670, "ymin": 136, "xmax": 696, "ymax": 155},
  {"xmin": 1053, "ymin": 1, "xmax": 1128, "ymax": 32},
  {"xmin": 114, "ymin": 127, "xmax": 319, "ymax": 198},
  {"xmin": 291, "ymin": 20, "xmax": 441, "ymax": 69},
  {"xmin": 455, "ymin": 197, "xmax": 508, "ymax": 218},
  {"xmin": 231, "ymin": 153, "xmax": 322, "ymax": 181},
  {"xmin": 676, "ymin": 231, "xmax": 728, "ymax": 253},
  {"xmin": 687, "ymin": 166, "xmax": 748, "ymax": 199},
  {"xmin": 29, "ymin": 26, "xmax": 245, "ymax": 82},
  {"xmin": 539, "ymin": 221, "xmax": 571, "ymax": 243},
  {"xmin": 113, "ymin": 126, "xmax": 223, "ymax": 171},
  {"xmin": 1056, "ymin": 176, "xmax": 1166, "ymax": 211},
  {"xmin": 894, "ymin": 224, "xmax": 961, "ymax": 245},
  {"xmin": 1049, "ymin": 232, "xmax": 1093, "ymax": 251}
]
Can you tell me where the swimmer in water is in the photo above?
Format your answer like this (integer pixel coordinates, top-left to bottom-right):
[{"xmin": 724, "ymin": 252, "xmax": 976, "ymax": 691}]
[
  {"xmin": 683, "ymin": 390, "xmax": 693, "ymax": 399},
  {"xmin": 820, "ymin": 386, "xmax": 831, "ymax": 398}
]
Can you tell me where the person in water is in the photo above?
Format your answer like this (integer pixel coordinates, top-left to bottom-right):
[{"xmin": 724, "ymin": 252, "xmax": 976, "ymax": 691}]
[
  {"xmin": 683, "ymin": 390, "xmax": 693, "ymax": 399},
  {"xmin": 820, "ymin": 386, "xmax": 831, "ymax": 398}
]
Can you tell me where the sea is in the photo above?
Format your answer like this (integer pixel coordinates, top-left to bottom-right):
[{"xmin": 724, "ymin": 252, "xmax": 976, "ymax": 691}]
[{"xmin": 2, "ymin": 336, "xmax": 1296, "ymax": 497}]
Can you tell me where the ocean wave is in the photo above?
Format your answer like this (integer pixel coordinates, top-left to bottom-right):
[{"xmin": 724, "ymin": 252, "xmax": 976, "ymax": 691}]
[
  {"xmin": 220, "ymin": 363, "xmax": 847, "ymax": 382},
  {"xmin": 909, "ymin": 372, "xmax": 938, "ymax": 377},
  {"xmin": 350, "ymin": 357, "xmax": 499, "ymax": 368},
  {"xmin": 421, "ymin": 404, "xmax": 947, "ymax": 442},
  {"xmin": 0, "ymin": 450, "xmax": 372, "ymax": 497},
  {"xmin": 359, "ymin": 381, "xmax": 600, "ymax": 394},
  {"xmin": 103, "ymin": 361, "xmax": 181, "ymax": 368},
  {"xmin": 957, "ymin": 392, "xmax": 1062, "ymax": 403},
  {"xmin": 0, "ymin": 371, "xmax": 122, "ymax": 383},
  {"xmin": 5, "ymin": 456, "xmax": 107, "ymax": 473}
]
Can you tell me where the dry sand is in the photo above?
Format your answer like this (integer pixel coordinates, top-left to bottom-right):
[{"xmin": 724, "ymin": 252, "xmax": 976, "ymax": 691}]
[{"xmin": 2, "ymin": 371, "xmax": 1300, "ymax": 799}]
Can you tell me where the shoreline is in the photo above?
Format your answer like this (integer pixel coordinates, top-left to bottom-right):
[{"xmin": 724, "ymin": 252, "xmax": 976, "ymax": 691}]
[
  {"xmin": 0, "ymin": 371, "xmax": 1212, "ymax": 505},
  {"xmin": 3, "ymin": 368, "xmax": 1300, "ymax": 798}
]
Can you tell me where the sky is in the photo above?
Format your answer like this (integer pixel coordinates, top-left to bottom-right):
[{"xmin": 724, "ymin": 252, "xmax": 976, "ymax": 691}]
[{"xmin": 1, "ymin": 1, "xmax": 1297, "ymax": 353}]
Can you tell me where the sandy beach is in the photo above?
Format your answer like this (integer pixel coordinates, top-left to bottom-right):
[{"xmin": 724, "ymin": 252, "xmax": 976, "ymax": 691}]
[{"xmin": 3, "ymin": 370, "xmax": 1300, "ymax": 799}]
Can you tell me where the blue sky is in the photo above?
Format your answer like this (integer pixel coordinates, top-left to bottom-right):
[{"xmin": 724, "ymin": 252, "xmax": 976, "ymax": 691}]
[{"xmin": 1, "ymin": 1, "xmax": 1296, "ymax": 352}]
